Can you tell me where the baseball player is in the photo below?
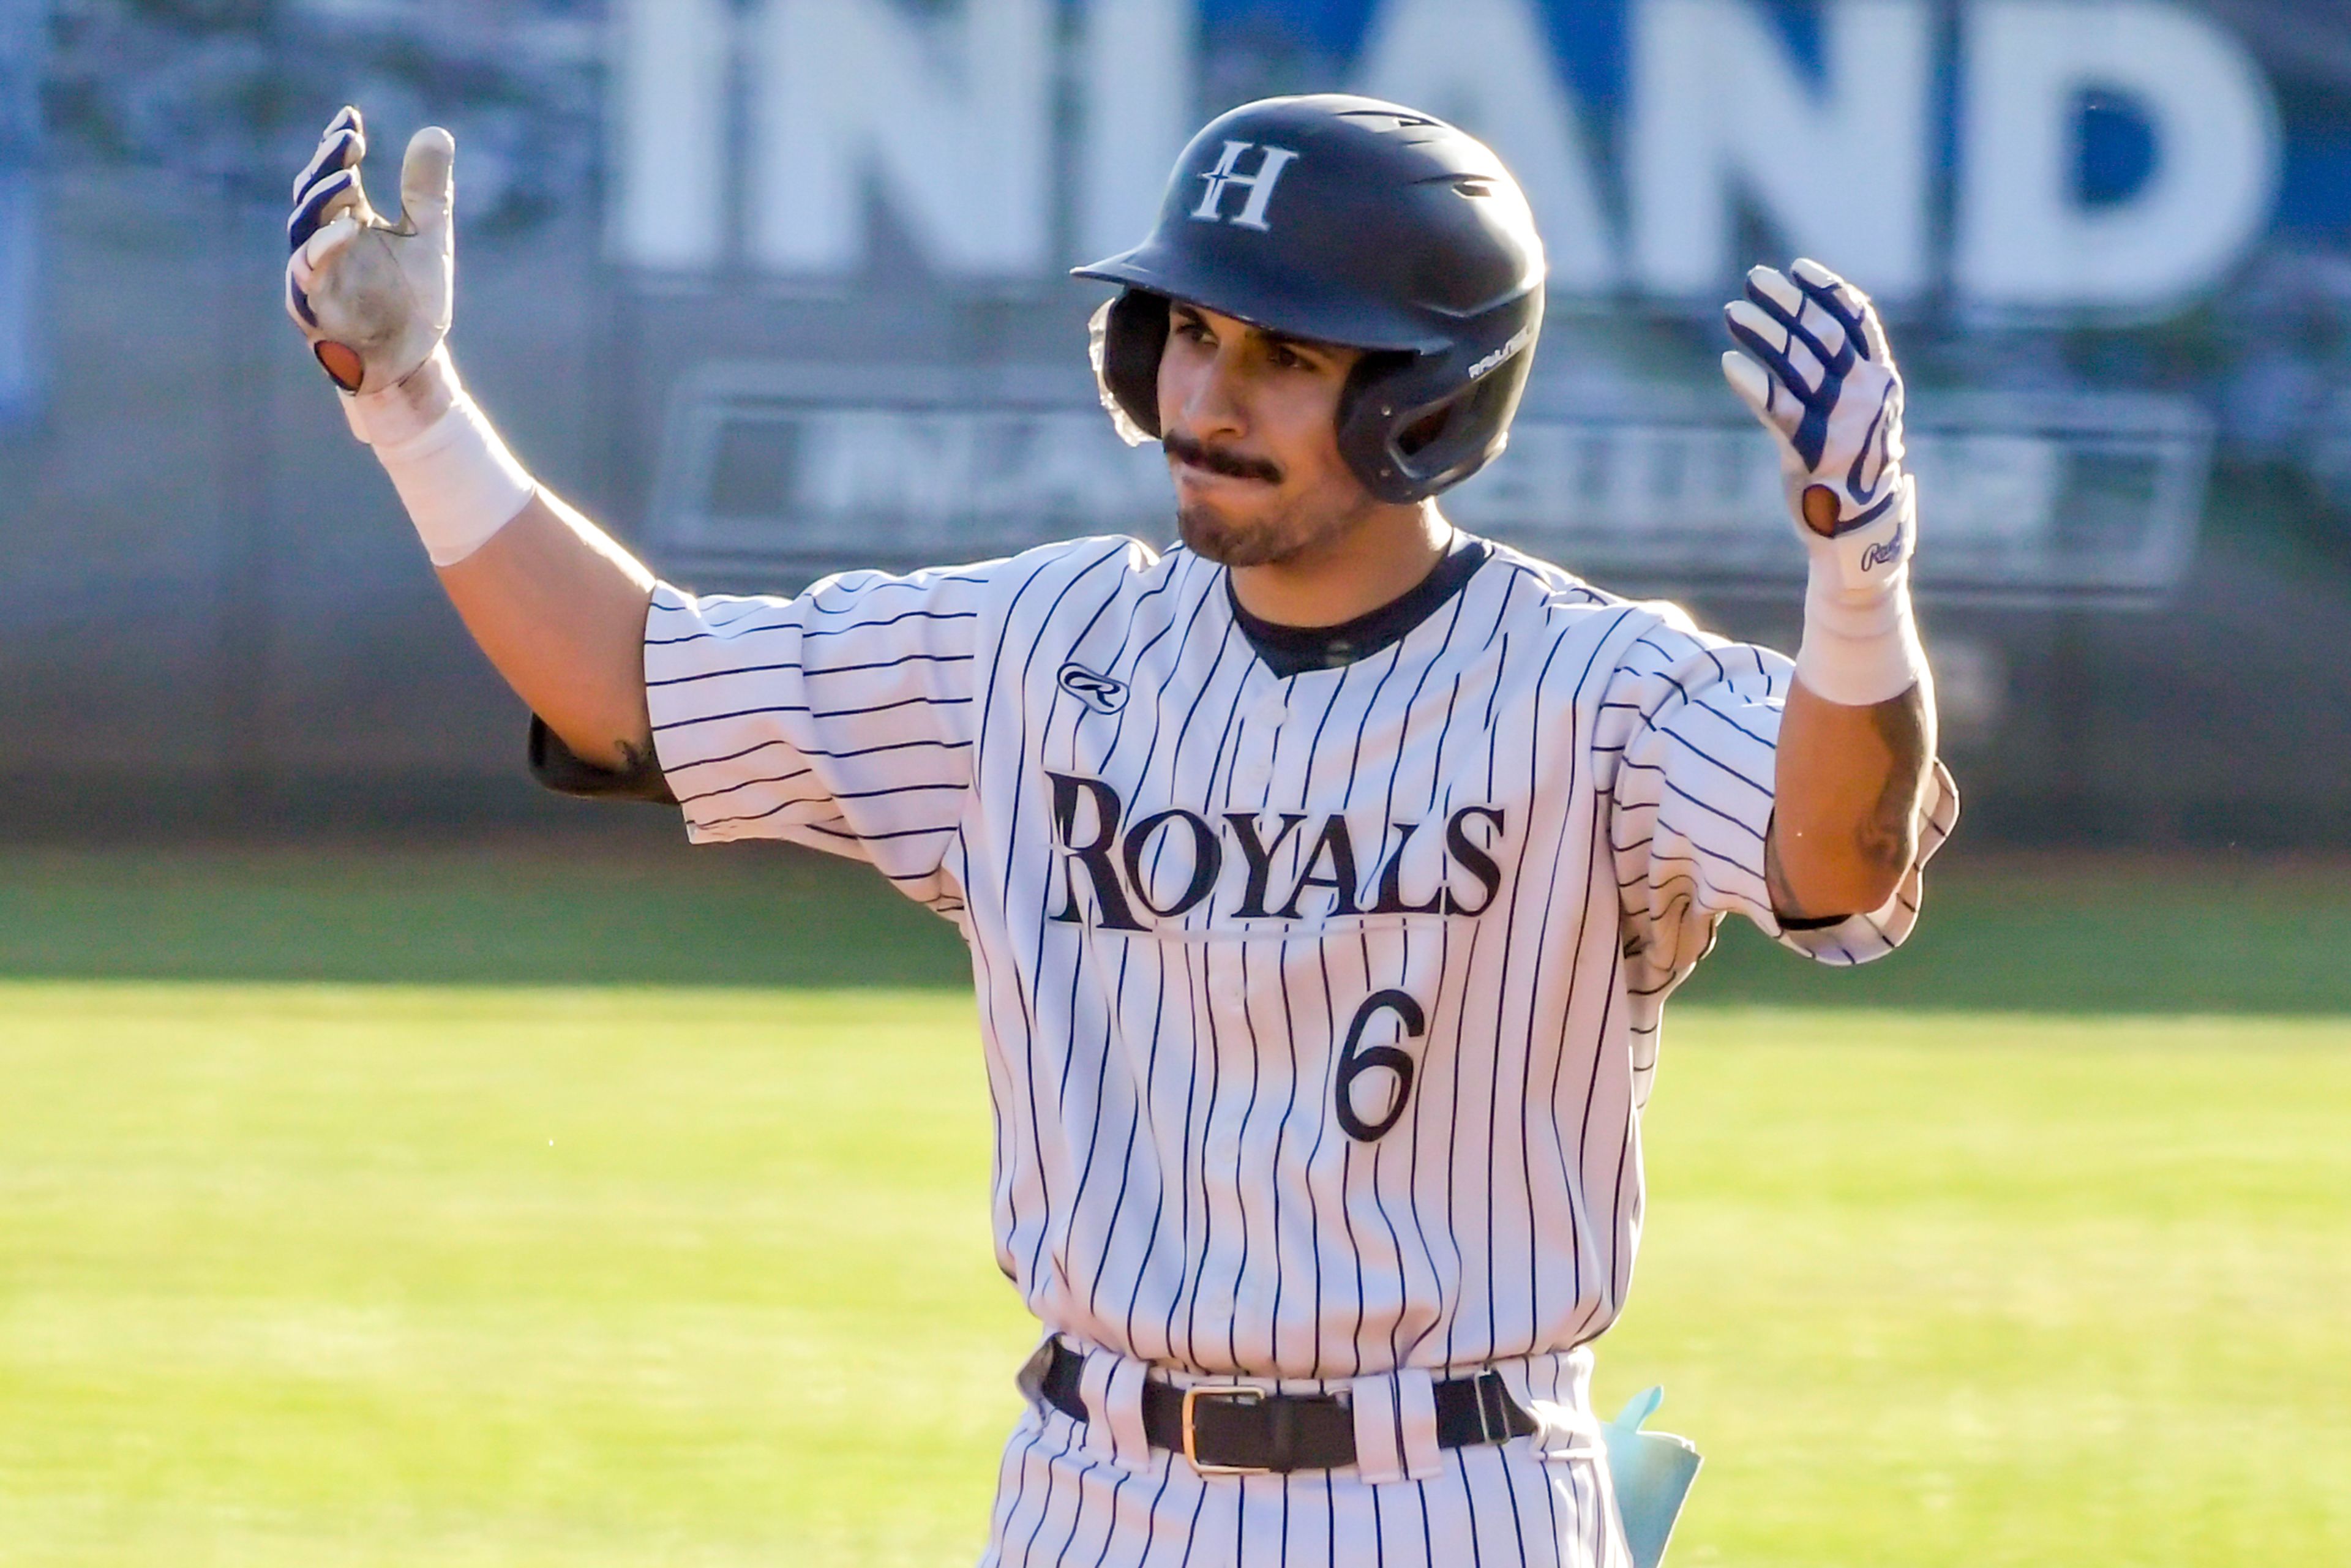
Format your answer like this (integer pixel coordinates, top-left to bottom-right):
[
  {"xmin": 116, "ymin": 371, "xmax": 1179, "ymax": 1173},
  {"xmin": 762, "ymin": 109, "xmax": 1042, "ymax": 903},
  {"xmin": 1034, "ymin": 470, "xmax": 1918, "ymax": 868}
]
[{"xmin": 285, "ymin": 95, "xmax": 1955, "ymax": 1567}]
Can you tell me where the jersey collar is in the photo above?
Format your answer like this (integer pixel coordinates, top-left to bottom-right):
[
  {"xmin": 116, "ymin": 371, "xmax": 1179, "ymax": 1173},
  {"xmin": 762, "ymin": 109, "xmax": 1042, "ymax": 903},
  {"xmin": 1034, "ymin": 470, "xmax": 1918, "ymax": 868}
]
[{"xmin": 1224, "ymin": 533, "xmax": 1494, "ymax": 680}]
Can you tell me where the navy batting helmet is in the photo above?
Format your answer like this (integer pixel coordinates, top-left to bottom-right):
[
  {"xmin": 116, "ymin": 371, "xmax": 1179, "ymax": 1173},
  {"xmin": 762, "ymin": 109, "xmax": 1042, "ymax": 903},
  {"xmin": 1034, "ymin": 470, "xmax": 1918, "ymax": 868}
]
[{"xmin": 1073, "ymin": 94, "xmax": 1547, "ymax": 505}]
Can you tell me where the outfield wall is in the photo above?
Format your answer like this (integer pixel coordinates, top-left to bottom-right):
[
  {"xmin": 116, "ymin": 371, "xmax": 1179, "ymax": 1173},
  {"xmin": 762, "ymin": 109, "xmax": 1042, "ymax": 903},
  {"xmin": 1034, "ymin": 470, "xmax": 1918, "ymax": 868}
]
[{"xmin": 2, "ymin": 0, "xmax": 2350, "ymax": 844}]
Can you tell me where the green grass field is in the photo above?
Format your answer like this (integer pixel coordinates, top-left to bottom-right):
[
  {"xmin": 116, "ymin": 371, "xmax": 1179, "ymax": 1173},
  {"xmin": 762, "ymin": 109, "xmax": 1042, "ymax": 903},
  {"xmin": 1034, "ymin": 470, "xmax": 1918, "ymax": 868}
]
[{"xmin": 2, "ymin": 842, "xmax": 2348, "ymax": 1565}]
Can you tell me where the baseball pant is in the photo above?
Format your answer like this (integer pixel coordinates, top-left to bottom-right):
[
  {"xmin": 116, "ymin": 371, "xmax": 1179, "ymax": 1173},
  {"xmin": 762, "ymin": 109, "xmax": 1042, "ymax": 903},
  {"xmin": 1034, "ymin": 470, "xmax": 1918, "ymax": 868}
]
[{"xmin": 980, "ymin": 1391, "xmax": 1632, "ymax": 1567}]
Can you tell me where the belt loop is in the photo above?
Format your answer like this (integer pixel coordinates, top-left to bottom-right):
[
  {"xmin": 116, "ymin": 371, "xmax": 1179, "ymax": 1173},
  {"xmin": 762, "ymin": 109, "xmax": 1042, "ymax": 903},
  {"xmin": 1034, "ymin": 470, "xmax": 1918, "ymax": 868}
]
[
  {"xmin": 1350, "ymin": 1367, "xmax": 1443, "ymax": 1484},
  {"xmin": 1475, "ymin": 1371, "xmax": 1510, "ymax": 1444},
  {"xmin": 1079, "ymin": 1346, "xmax": 1153, "ymax": 1472},
  {"xmin": 1508, "ymin": 1351, "xmax": 1606, "ymax": 1460},
  {"xmin": 1014, "ymin": 1334, "xmax": 1056, "ymax": 1408}
]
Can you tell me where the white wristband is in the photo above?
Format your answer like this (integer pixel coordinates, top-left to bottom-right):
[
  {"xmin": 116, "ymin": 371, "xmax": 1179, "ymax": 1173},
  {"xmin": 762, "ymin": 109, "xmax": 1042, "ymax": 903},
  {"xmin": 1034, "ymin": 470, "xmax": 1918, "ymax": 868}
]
[
  {"xmin": 1793, "ymin": 565, "xmax": 1929, "ymax": 708},
  {"xmin": 342, "ymin": 346, "xmax": 536, "ymax": 568}
]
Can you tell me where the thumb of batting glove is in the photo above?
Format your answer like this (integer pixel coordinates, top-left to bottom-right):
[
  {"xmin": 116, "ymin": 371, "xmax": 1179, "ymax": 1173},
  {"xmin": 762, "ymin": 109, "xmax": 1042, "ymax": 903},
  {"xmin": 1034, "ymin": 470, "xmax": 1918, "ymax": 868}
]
[
  {"xmin": 1720, "ymin": 258, "xmax": 1915, "ymax": 606},
  {"xmin": 284, "ymin": 108, "xmax": 455, "ymax": 399}
]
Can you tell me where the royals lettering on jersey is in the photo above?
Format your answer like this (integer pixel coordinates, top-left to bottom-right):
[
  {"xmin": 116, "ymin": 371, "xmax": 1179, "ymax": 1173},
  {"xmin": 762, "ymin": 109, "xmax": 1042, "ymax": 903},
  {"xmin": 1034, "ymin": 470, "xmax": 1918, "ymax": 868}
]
[
  {"xmin": 639, "ymin": 536, "xmax": 1957, "ymax": 1392},
  {"xmin": 1044, "ymin": 778, "xmax": 1506, "ymax": 928}
]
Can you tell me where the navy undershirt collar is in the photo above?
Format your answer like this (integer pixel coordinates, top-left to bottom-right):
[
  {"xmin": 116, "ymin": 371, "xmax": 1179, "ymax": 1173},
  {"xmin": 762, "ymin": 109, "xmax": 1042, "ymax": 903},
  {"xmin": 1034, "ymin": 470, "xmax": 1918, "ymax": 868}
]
[{"xmin": 1226, "ymin": 534, "xmax": 1493, "ymax": 678}]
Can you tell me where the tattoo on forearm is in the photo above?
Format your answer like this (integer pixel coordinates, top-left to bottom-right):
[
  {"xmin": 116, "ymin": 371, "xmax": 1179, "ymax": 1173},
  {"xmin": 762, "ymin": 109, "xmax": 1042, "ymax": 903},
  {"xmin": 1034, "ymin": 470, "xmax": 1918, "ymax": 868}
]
[
  {"xmin": 1857, "ymin": 686, "xmax": 1931, "ymax": 878},
  {"xmin": 1767, "ymin": 683, "xmax": 1933, "ymax": 923}
]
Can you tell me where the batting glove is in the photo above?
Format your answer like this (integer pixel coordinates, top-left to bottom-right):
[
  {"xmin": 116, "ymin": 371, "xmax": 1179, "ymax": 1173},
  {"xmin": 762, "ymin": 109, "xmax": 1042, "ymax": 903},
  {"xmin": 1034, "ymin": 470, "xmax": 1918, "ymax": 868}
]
[
  {"xmin": 282, "ymin": 107, "xmax": 534, "ymax": 566},
  {"xmin": 284, "ymin": 107, "xmax": 454, "ymax": 397},
  {"xmin": 1722, "ymin": 259, "xmax": 1915, "ymax": 589},
  {"xmin": 1722, "ymin": 260, "xmax": 1925, "ymax": 706}
]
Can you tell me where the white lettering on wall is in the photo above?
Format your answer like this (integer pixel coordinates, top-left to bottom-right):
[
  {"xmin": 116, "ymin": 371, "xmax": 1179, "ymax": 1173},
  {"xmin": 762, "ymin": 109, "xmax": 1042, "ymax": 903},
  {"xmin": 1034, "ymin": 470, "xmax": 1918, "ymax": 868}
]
[
  {"xmin": 751, "ymin": 0, "xmax": 1052, "ymax": 276},
  {"xmin": 1077, "ymin": 0, "xmax": 1199, "ymax": 264},
  {"xmin": 1630, "ymin": 0, "xmax": 1932, "ymax": 299},
  {"xmin": 609, "ymin": 0, "xmax": 729, "ymax": 271},
  {"xmin": 1354, "ymin": 0, "xmax": 1617, "ymax": 291},
  {"xmin": 604, "ymin": 0, "xmax": 2285, "ymax": 317},
  {"xmin": 1956, "ymin": 0, "xmax": 2280, "ymax": 310}
]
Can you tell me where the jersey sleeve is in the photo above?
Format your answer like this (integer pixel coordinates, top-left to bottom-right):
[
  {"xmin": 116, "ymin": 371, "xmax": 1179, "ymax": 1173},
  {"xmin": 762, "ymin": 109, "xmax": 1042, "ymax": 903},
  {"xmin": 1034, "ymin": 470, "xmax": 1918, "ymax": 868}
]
[
  {"xmin": 641, "ymin": 562, "xmax": 993, "ymax": 912},
  {"xmin": 1595, "ymin": 606, "xmax": 1959, "ymax": 981}
]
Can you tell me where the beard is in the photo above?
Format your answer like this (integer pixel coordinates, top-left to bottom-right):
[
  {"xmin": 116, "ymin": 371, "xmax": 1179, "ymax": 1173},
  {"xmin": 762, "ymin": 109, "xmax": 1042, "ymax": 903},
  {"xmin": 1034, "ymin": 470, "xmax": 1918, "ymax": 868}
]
[
  {"xmin": 1177, "ymin": 495, "xmax": 1365, "ymax": 566},
  {"xmin": 1166, "ymin": 433, "xmax": 1378, "ymax": 568}
]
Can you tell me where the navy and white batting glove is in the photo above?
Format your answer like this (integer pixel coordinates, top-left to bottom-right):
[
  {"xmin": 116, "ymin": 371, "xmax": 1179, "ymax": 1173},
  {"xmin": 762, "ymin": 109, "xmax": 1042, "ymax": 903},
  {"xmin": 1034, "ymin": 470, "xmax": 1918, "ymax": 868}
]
[
  {"xmin": 1721, "ymin": 258, "xmax": 1915, "ymax": 599},
  {"xmin": 1722, "ymin": 260, "xmax": 1925, "ymax": 706},
  {"xmin": 283, "ymin": 107, "xmax": 455, "ymax": 398}
]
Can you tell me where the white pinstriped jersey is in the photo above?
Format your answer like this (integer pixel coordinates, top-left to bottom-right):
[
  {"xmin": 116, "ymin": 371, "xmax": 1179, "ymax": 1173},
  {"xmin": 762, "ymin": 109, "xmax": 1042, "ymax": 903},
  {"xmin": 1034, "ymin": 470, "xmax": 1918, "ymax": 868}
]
[{"xmin": 643, "ymin": 536, "xmax": 1955, "ymax": 1386}]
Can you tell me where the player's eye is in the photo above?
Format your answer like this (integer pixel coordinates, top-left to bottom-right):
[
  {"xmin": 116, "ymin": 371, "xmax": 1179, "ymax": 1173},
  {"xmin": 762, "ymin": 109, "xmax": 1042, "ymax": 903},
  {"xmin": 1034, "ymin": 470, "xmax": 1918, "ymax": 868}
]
[{"xmin": 1265, "ymin": 342, "xmax": 1318, "ymax": 372}]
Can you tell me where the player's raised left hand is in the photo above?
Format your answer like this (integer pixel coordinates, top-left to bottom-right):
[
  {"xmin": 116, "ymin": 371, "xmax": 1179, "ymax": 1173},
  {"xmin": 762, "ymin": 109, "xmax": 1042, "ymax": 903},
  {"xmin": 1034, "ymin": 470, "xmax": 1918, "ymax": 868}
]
[
  {"xmin": 1721, "ymin": 259, "xmax": 1914, "ymax": 599},
  {"xmin": 283, "ymin": 107, "xmax": 456, "ymax": 396}
]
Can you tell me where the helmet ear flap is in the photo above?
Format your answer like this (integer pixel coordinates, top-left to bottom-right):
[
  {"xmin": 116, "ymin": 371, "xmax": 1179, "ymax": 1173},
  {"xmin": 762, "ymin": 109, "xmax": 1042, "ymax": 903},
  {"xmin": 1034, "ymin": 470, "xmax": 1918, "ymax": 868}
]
[
  {"xmin": 1401, "ymin": 364, "xmax": 1532, "ymax": 480},
  {"xmin": 1335, "ymin": 307, "xmax": 1540, "ymax": 503},
  {"xmin": 1090, "ymin": 289, "xmax": 1168, "ymax": 445},
  {"xmin": 1335, "ymin": 351, "xmax": 1419, "ymax": 501}
]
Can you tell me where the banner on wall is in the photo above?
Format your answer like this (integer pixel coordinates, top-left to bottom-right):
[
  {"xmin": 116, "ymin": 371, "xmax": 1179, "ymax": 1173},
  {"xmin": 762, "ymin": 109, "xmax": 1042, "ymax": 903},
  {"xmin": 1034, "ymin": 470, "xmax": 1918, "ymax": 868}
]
[
  {"xmin": 607, "ymin": 0, "xmax": 2287, "ymax": 312},
  {"xmin": 645, "ymin": 363, "xmax": 2210, "ymax": 604},
  {"xmin": 606, "ymin": 0, "xmax": 2315, "ymax": 604}
]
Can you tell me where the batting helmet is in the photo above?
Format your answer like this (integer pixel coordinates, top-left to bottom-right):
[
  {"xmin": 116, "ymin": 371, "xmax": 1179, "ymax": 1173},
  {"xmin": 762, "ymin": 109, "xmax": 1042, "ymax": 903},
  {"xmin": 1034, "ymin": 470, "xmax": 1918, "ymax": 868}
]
[{"xmin": 1073, "ymin": 94, "xmax": 1547, "ymax": 505}]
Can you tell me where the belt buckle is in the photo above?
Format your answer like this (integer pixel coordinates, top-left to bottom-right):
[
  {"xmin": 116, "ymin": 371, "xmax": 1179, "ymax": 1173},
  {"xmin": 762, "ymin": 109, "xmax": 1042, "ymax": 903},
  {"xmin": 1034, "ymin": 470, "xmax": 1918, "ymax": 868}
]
[{"xmin": 1180, "ymin": 1383, "xmax": 1269, "ymax": 1476}]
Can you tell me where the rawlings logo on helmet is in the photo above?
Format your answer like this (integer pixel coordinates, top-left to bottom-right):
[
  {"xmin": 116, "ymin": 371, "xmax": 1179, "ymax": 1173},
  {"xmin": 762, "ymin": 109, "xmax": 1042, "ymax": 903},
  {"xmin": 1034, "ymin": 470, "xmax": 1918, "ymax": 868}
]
[{"xmin": 1468, "ymin": 326, "xmax": 1534, "ymax": 381}]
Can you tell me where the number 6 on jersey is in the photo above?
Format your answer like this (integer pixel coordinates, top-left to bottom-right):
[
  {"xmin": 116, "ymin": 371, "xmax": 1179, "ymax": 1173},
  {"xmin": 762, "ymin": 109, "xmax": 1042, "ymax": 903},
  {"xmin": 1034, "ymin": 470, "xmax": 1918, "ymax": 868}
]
[{"xmin": 1334, "ymin": 989, "xmax": 1427, "ymax": 1142}]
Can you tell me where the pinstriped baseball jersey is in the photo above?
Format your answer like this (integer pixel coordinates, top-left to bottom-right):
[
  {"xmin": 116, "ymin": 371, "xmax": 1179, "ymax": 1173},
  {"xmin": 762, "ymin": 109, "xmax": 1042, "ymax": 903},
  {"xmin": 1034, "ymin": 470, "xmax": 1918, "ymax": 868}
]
[{"xmin": 643, "ymin": 535, "xmax": 1954, "ymax": 1384}]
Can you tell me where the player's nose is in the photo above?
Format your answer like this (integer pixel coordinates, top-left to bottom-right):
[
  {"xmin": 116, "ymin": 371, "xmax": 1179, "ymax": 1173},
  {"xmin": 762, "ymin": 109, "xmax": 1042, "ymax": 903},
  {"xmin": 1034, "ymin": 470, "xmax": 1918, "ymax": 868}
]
[{"xmin": 1172, "ymin": 345, "xmax": 1252, "ymax": 443}]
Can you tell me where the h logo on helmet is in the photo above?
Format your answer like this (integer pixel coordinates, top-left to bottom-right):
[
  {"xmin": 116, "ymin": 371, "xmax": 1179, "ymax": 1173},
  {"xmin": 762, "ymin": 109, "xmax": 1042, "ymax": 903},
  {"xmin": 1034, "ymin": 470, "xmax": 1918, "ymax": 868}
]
[{"xmin": 1191, "ymin": 141, "xmax": 1300, "ymax": 232}]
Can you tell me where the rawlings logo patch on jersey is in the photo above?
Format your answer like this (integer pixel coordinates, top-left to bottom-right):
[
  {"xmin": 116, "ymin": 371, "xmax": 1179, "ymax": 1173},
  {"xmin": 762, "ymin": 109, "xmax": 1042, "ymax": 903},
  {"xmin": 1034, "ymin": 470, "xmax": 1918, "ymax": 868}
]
[{"xmin": 1057, "ymin": 662, "xmax": 1128, "ymax": 715}]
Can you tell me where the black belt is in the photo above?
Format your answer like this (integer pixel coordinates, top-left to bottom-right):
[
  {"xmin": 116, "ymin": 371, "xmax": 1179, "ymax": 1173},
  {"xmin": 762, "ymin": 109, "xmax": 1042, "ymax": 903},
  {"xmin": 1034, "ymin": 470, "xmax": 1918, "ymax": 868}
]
[{"xmin": 1038, "ymin": 1338, "xmax": 1539, "ymax": 1476}]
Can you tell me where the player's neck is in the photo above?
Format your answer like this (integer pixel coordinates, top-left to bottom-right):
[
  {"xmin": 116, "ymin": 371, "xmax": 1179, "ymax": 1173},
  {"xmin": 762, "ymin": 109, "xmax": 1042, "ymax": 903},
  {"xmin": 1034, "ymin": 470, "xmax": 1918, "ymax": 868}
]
[{"xmin": 1228, "ymin": 501, "xmax": 1452, "ymax": 630}]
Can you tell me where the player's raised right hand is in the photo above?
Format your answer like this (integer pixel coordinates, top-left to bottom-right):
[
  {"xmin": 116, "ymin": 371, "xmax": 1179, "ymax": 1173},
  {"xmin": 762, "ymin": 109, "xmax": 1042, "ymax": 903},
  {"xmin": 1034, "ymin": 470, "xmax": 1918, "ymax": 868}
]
[{"xmin": 283, "ymin": 107, "xmax": 456, "ymax": 396}]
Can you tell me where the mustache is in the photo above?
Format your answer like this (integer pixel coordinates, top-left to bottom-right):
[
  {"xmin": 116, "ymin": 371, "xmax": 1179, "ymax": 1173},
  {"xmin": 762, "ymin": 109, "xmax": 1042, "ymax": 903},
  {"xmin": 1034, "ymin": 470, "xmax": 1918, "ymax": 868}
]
[{"xmin": 1164, "ymin": 430, "xmax": 1284, "ymax": 486}]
